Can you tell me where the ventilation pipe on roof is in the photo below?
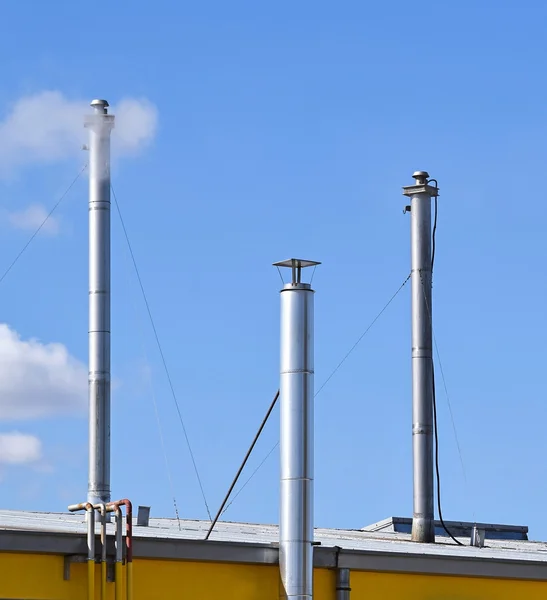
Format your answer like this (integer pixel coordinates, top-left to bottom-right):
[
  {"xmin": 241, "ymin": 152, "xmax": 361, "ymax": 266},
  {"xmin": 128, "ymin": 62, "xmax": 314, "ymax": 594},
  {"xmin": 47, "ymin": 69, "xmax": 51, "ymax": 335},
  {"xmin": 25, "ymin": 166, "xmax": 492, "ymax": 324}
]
[
  {"xmin": 274, "ymin": 258, "xmax": 320, "ymax": 600},
  {"xmin": 86, "ymin": 99, "xmax": 114, "ymax": 508},
  {"xmin": 85, "ymin": 503, "xmax": 95, "ymax": 600},
  {"xmin": 96, "ymin": 503, "xmax": 108, "ymax": 600},
  {"xmin": 402, "ymin": 171, "xmax": 439, "ymax": 543}
]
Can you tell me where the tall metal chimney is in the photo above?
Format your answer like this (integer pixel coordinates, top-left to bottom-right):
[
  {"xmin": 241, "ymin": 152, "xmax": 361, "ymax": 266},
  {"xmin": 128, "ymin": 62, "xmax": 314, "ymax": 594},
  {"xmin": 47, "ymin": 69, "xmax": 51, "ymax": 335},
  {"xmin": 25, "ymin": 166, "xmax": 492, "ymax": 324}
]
[
  {"xmin": 402, "ymin": 171, "xmax": 438, "ymax": 543},
  {"xmin": 86, "ymin": 99, "xmax": 114, "ymax": 507},
  {"xmin": 274, "ymin": 258, "xmax": 320, "ymax": 600}
]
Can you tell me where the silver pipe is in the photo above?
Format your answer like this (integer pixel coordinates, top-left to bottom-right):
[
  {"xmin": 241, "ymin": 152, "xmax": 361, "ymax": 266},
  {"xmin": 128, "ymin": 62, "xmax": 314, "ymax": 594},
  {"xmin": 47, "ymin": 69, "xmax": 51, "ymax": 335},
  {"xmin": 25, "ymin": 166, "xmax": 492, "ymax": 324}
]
[
  {"xmin": 275, "ymin": 258, "xmax": 319, "ymax": 600},
  {"xmin": 86, "ymin": 503, "xmax": 96, "ymax": 561},
  {"xmin": 96, "ymin": 503, "xmax": 108, "ymax": 600},
  {"xmin": 403, "ymin": 171, "xmax": 438, "ymax": 543},
  {"xmin": 336, "ymin": 568, "xmax": 351, "ymax": 600},
  {"xmin": 86, "ymin": 99, "xmax": 114, "ymax": 507},
  {"xmin": 98, "ymin": 503, "xmax": 107, "ymax": 565},
  {"xmin": 85, "ymin": 503, "xmax": 96, "ymax": 600},
  {"xmin": 114, "ymin": 507, "xmax": 123, "ymax": 600}
]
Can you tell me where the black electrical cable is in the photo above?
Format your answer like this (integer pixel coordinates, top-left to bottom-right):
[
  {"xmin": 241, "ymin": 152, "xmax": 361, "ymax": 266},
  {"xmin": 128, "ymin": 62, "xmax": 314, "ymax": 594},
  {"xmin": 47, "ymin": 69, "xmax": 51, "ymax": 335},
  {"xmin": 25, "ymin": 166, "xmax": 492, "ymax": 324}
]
[
  {"xmin": 432, "ymin": 365, "xmax": 462, "ymax": 545},
  {"xmin": 429, "ymin": 178, "xmax": 438, "ymax": 275},
  {"xmin": 428, "ymin": 179, "xmax": 463, "ymax": 546}
]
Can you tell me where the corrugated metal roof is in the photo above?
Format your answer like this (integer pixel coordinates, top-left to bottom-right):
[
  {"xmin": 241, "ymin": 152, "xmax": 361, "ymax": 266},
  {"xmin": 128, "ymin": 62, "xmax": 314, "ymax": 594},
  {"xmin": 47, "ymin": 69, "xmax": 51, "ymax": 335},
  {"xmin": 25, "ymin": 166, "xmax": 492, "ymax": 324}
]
[{"xmin": 1, "ymin": 510, "xmax": 547, "ymax": 563}]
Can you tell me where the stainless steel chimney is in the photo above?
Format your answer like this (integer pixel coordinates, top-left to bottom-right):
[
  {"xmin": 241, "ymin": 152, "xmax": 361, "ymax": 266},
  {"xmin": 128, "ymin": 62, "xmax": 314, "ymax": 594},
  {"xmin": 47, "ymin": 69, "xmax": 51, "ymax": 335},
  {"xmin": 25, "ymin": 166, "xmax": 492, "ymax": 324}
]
[
  {"xmin": 402, "ymin": 171, "xmax": 438, "ymax": 543},
  {"xmin": 274, "ymin": 258, "xmax": 320, "ymax": 600},
  {"xmin": 86, "ymin": 99, "xmax": 114, "ymax": 507}
]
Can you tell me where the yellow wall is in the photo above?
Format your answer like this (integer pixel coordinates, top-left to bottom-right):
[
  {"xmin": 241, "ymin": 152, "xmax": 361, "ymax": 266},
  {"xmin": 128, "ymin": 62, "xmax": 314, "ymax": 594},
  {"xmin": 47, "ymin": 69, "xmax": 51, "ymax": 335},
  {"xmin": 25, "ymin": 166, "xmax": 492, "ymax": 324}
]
[
  {"xmin": 0, "ymin": 552, "xmax": 546, "ymax": 599},
  {"xmin": 351, "ymin": 570, "xmax": 547, "ymax": 599},
  {"xmin": 134, "ymin": 559, "xmax": 335, "ymax": 600},
  {"xmin": 0, "ymin": 553, "xmax": 86, "ymax": 599}
]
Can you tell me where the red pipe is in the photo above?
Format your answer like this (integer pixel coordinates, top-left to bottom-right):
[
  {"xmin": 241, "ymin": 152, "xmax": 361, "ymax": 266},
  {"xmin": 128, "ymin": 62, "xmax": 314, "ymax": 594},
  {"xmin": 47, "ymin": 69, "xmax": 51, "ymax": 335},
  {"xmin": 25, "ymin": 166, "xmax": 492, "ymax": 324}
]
[
  {"xmin": 107, "ymin": 499, "xmax": 133, "ymax": 600},
  {"xmin": 107, "ymin": 499, "xmax": 133, "ymax": 563}
]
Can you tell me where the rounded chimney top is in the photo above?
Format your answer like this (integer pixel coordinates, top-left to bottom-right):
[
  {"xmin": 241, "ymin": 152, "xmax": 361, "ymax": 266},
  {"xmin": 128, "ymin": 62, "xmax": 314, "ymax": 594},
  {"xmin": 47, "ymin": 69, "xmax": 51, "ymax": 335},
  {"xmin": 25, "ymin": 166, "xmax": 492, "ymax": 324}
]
[
  {"xmin": 412, "ymin": 170, "xmax": 429, "ymax": 185},
  {"xmin": 90, "ymin": 99, "xmax": 109, "ymax": 115}
]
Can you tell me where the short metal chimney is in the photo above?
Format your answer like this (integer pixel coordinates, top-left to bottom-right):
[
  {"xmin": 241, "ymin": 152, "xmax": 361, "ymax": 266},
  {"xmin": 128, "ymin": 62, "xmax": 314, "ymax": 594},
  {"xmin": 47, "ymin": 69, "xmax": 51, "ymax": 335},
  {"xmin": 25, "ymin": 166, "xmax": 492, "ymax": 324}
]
[
  {"xmin": 274, "ymin": 258, "xmax": 320, "ymax": 600},
  {"xmin": 402, "ymin": 171, "xmax": 438, "ymax": 543},
  {"xmin": 86, "ymin": 99, "xmax": 114, "ymax": 507}
]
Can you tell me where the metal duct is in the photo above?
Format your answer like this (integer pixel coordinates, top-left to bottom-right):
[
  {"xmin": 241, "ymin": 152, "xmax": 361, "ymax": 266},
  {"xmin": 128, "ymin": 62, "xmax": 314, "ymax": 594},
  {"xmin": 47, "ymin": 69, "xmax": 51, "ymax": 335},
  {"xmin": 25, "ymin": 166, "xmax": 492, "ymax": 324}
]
[
  {"xmin": 275, "ymin": 258, "xmax": 320, "ymax": 600},
  {"xmin": 86, "ymin": 99, "xmax": 114, "ymax": 507},
  {"xmin": 402, "ymin": 171, "xmax": 438, "ymax": 543}
]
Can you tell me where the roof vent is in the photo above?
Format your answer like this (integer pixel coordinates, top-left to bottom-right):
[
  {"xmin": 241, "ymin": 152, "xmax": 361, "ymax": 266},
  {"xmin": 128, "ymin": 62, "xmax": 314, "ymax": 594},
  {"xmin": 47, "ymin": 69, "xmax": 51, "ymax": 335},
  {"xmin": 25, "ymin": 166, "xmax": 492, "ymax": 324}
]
[
  {"xmin": 471, "ymin": 525, "xmax": 486, "ymax": 548},
  {"xmin": 137, "ymin": 506, "xmax": 150, "ymax": 527}
]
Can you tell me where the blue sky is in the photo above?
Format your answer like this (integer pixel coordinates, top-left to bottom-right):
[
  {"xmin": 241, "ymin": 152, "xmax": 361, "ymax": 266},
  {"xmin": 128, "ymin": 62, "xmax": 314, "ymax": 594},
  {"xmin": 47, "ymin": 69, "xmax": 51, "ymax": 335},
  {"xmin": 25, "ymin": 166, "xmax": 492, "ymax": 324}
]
[{"xmin": 0, "ymin": 0, "xmax": 546, "ymax": 539}]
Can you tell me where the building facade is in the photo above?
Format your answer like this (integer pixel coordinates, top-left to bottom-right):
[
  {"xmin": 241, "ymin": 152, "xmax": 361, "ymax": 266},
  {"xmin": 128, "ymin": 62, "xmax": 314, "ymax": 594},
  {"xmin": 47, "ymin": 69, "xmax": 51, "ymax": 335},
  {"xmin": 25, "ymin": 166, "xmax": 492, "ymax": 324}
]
[{"xmin": 1, "ymin": 511, "xmax": 546, "ymax": 599}]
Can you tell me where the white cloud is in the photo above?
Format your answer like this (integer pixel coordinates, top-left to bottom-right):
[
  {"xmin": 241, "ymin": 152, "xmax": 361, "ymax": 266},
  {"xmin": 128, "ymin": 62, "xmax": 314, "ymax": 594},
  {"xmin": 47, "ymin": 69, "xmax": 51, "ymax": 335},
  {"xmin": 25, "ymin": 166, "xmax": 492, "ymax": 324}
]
[
  {"xmin": 0, "ymin": 432, "xmax": 42, "ymax": 464},
  {"xmin": 0, "ymin": 324, "xmax": 87, "ymax": 421},
  {"xmin": 0, "ymin": 91, "xmax": 158, "ymax": 176},
  {"xmin": 111, "ymin": 98, "xmax": 158, "ymax": 155},
  {"xmin": 6, "ymin": 204, "xmax": 60, "ymax": 235}
]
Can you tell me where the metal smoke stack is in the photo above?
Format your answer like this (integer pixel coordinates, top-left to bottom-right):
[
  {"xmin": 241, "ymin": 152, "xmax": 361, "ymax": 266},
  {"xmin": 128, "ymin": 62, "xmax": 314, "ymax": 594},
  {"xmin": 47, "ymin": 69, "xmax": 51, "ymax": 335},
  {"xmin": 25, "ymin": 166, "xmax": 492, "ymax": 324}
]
[
  {"xmin": 85, "ymin": 99, "xmax": 114, "ymax": 507},
  {"xmin": 274, "ymin": 258, "xmax": 320, "ymax": 600},
  {"xmin": 402, "ymin": 171, "xmax": 439, "ymax": 543}
]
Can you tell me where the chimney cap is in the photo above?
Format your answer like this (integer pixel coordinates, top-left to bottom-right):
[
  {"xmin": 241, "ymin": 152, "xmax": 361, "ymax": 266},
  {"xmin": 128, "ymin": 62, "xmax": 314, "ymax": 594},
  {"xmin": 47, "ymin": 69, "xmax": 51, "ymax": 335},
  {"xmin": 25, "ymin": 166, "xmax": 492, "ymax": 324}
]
[
  {"xmin": 273, "ymin": 258, "xmax": 321, "ymax": 270},
  {"xmin": 273, "ymin": 258, "xmax": 320, "ymax": 286},
  {"xmin": 90, "ymin": 99, "xmax": 109, "ymax": 108},
  {"xmin": 402, "ymin": 171, "xmax": 438, "ymax": 197}
]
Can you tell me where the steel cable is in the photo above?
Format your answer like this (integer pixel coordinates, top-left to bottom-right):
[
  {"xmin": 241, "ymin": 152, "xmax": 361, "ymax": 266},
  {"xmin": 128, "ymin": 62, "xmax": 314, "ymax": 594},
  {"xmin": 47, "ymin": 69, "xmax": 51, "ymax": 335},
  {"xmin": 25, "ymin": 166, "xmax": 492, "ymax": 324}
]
[
  {"xmin": 207, "ymin": 274, "xmax": 412, "ymax": 527},
  {"xmin": 112, "ymin": 184, "xmax": 212, "ymax": 521}
]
